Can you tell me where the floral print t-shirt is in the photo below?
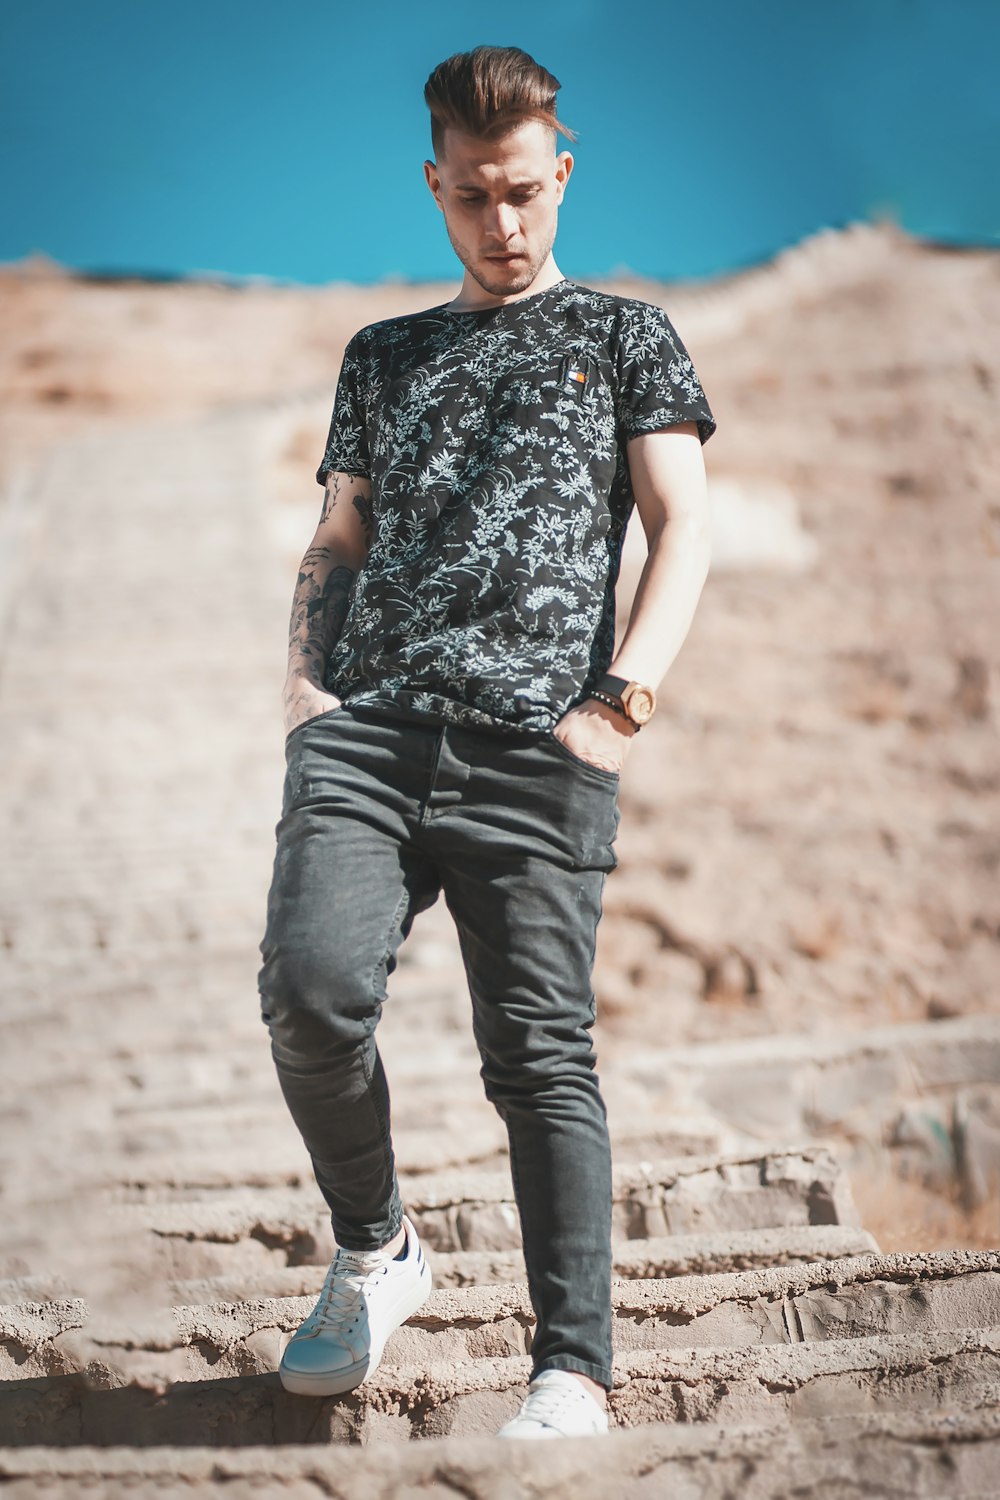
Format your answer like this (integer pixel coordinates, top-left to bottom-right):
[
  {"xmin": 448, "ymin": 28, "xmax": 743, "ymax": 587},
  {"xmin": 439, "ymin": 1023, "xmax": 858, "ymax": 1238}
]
[{"xmin": 315, "ymin": 276, "xmax": 717, "ymax": 736}]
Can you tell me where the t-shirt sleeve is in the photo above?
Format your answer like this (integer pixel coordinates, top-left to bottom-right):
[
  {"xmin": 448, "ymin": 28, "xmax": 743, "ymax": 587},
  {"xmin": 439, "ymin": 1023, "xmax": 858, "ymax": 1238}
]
[
  {"xmin": 613, "ymin": 300, "xmax": 717, "ymax": 446},
  {"xmin": 315, "ymin": 332, "xmax": 372, "ymax": 485}
]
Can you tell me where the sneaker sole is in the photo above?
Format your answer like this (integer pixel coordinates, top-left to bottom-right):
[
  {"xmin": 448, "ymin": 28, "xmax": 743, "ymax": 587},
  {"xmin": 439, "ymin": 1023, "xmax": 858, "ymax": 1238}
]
[{"xmin": 278, "ymin": 1259, "xmax": 432, "ymax": 1397}]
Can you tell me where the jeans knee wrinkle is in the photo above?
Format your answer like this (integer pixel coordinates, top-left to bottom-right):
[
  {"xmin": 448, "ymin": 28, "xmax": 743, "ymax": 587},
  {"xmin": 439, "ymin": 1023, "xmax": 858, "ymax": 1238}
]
[{"xmin": 263, "ymin": 965, "xmax": 377, "ymax": 1063}]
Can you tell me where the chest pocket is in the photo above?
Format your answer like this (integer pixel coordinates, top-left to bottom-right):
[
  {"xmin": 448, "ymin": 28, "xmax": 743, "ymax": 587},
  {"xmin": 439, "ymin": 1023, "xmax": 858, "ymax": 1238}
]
[
  {"xmin": 557, "ymin": 352, "xmax": 594, "ymax": 403},
  {"xmin": 491, "ymin": 345, "xmax": 613, "ymax": 430}
]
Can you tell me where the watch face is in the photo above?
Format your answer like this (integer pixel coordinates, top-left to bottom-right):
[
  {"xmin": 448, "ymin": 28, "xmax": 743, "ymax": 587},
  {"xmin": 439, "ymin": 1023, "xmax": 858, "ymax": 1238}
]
[{"xmin": 626, "ymin": 686, "xmax": 656, "ymax": 724}]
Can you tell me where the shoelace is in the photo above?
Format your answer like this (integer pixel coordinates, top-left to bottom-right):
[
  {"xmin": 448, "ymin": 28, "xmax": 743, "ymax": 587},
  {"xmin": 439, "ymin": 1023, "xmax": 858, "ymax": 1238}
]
[{"xmin": 304, "ymin": 1248, "xmax": 390, "ymax": 1335}]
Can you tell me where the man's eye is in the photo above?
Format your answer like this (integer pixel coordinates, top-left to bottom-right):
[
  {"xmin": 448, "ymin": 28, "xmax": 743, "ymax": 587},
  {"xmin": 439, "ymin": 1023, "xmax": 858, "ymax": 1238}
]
[{"xmin": 457, "ymin": 191, "xmax": 537, "ymax": 206}]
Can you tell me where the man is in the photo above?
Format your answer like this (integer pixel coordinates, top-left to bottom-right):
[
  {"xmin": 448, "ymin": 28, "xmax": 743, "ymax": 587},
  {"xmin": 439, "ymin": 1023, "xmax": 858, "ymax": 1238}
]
[{"xmin": 257, "ymin": 44, "xmax": 716, "ymax": 1439}]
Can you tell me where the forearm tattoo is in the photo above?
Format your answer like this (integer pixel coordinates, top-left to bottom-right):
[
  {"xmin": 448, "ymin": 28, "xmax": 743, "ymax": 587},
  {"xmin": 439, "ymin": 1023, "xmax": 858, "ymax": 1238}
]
[
  {"xmin": 319, "ymin": 474, "xmax": 341, "ymax": 526},
  {"xmin": 287, "ymin": 552, "xmax": 357, "ymax": 680},
  {"xmin": 287, "ymin": 472, "xmax": 372, "ymax": 685},
  {"xmin": 352, "ymin": 491, "xmax": 374, "ymax": 549}
]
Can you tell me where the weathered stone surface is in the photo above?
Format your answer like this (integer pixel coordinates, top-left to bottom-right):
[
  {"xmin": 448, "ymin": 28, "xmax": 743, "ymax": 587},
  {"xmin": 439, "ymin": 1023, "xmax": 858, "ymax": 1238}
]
[
  {"xmin": 113, "ymin": 1146, "xmax": 857, "ymax": 1283},
  {"xmin": 615, "ymin": 1016, "xmax": 1000, "ymax": 1144},
  {"xmin": 2, "ymin": 1409, "xmax": 998, "ymax": 1499},
  {"xmin": 1, "ymin": 1331, "xmax": 998, "ymax": 1447},
  {"xmin": 173, "ymin": 1250, "xmax": 1000, "ymax": 1377},
  {"xmin": 0, "ymin": 1302, "xmax": 88, "ymax": 1380},
  {"xmin": 170, "ymin": 1224, "xmax": 881, "ymax": 1303},
  {"xmin": 14, "ymin": 1249, "xmax": 999, "ymax": 1384},
  {"xmin": 408, "ymin": 1146, "xmax": 858, "ymax": 1248}
]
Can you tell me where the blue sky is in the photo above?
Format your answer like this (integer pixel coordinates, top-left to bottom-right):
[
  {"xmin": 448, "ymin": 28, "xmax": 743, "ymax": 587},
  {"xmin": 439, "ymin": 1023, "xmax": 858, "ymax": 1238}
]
[{"xmin": 1, "ymin": 0, "xmax": 996, "ymax": 286}]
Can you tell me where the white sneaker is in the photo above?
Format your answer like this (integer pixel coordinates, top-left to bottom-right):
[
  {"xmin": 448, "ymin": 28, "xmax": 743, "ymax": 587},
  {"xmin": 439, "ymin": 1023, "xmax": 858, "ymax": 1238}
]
[
  {"xmin": 278, "ymin": 1213, "xmax": 431, "ymax": 1396},
  {"xmin": 497, "ymin": 1369, "xmax": 611, "ymax": 1439}
]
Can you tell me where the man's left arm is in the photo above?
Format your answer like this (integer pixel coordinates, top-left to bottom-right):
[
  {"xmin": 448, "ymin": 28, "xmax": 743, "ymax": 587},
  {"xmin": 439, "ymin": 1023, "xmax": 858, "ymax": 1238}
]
[{"xmin": 554, "ymin": 421, "xmax": 711, "ymax": 771}]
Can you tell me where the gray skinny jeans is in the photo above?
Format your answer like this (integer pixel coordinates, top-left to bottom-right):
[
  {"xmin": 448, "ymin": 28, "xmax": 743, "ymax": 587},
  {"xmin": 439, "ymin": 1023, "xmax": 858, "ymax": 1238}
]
[{"xmin": 257, "ymin": 702, "xmax": 621, "ymax": 1390}]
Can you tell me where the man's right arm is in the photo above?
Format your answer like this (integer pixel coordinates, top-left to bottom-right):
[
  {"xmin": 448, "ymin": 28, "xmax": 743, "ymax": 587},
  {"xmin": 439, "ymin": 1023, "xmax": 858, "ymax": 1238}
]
[{"xmin": 283, "ymin": 470, "xmax": 374, "ymax": 735}]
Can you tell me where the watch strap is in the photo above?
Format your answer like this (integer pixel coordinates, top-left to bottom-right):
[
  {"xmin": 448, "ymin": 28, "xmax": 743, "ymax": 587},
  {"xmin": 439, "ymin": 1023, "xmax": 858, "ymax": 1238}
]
[{"xmin": 588, "ymin": 687, "xmax": 642, "ymax": 730}]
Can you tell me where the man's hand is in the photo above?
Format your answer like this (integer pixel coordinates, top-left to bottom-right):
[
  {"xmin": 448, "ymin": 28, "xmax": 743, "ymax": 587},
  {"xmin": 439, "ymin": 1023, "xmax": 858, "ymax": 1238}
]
[
  {"xmin": 283, "ymin": 676, "xmax": 343, "ymax": 738},
  {"xmin": 553, "ymin": 697, "xmax": 636, "ymax": 774}
]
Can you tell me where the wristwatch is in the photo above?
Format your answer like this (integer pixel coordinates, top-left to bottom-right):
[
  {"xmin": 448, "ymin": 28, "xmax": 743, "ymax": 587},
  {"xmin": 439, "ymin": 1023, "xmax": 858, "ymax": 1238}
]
[{"xmin": 589, "ymin": 674, "xmax": 658, "ymax": 729}]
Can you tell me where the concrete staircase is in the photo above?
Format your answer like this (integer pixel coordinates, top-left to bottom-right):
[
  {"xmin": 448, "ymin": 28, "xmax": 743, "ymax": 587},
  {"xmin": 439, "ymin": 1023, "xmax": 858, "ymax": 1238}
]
[{"xmin": 1, "ymin": 408, "xmax": 998, "ymax": 1496}]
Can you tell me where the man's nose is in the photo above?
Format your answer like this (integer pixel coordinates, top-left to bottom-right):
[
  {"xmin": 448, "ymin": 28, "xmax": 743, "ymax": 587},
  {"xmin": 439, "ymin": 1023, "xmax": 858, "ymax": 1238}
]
[{"xmin": 489, "ymin": 202, "xmax": 520, "ymax": 241}]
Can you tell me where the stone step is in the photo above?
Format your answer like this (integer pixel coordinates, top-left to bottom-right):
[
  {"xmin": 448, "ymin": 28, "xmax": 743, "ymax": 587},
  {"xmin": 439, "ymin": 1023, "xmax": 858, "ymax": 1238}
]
[
  {"xmin": 11, "ymin": 1144, "xmax": 846, "ymax": 1317},
  {"xmin": 111, "ymin": 1146, "xmax": 857, "ymax": 1279},
  {"xmin": 2, "ymin": 1329, "xmax": 997, "ymax": 1446},
  {"xmin": 88, "ymin": 1074, "xmax": 666, "ymax": 1141},
  {"xmin": 397, "ymin": 1149, "xmax": 849, "ymax": 1233},
  {"xmin": 104, "ymin": 1084, "xmax": 725, "ymax": 1146},
  {"xmin": 610, "ymin": 1014, "xmax": 1000, "ymax": 1141},
  {"xmin": 96, "ymin": 1116, "xmax": 743, "ymax": 1200},
  {"xmin": 25, "ymin": 1050, "xmax": 682, "ymax": 1131},
  {"xmin": 14, "ymin": 998, "xmax": 465, "ymax": 1099},
  {"xmin": 0, "ymin": 1301, "xmax": 87, "ymax": 1379},
  {"xmin": 1, "ymin": 1120, "xmax": 759, "ymax": 1254},
  {"xmin": 1, "ymin": 1408, "xmax": 997, "ymax": 1499},
  {"xmin": 12, "ymin": 1015, "xmax": 997, "ymax": 1216},
  {"xmin": 172, "ymin": 1224, "xmax": 881, "ymax": 1302},
  {"xmin": 9, "ymin": 1250, "xmax": 992, "ymax": 1386},
  {"xmin": 72, "ymin": 1251, "xmax": 1000, "ymax": 1381}
]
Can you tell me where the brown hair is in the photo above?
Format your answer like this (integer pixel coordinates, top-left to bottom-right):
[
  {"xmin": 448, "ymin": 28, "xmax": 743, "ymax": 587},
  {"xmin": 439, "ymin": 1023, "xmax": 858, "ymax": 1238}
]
[{"xmin": 424, "ymin": 45, "xmax": 577, "ymax": 159}]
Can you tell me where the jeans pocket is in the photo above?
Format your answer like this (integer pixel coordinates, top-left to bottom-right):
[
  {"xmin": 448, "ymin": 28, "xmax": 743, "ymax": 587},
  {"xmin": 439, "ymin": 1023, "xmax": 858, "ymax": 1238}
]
[
  {"xmin": 284, "ymin": 706, "xmax": 346, "ymax": 749},
  {"xmin": 545, "ymin": 729, "xmax": 621, "ymax": 783}
]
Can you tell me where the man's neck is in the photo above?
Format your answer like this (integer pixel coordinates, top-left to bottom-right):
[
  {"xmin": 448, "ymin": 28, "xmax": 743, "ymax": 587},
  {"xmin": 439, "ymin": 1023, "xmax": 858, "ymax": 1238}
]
[{"xmin": 448, "ymin": 259, "xmax": 565, "ymax": 313}]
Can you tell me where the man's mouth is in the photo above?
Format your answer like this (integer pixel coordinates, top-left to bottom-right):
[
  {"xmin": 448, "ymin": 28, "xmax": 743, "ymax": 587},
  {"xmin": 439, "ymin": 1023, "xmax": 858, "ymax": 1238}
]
[{"xmin": 484, "ymin": 252, "xmax": 525, "ymax": 261}]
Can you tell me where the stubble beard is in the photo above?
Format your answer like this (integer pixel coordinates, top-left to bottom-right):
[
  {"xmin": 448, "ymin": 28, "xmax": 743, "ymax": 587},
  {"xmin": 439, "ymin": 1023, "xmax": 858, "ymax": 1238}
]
[{"xmin": 445, "ymin": 217, "xmax": 557, "ymax": 299}]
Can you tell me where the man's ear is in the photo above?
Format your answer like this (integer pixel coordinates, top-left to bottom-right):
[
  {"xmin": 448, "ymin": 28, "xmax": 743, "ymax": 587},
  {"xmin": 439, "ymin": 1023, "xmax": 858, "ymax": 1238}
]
[
  {"xmin": 554, "ymin": 150, "xmax": 574, "ymax": 205},
  {"xmin": 423, "ymin": 159, "xmax": 444, "ymax": 211}
]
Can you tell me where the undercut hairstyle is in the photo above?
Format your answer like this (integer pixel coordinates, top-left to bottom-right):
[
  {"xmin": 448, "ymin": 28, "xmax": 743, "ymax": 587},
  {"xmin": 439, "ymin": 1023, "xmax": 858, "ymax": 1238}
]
[{"xmin": 424, "ymin": 45, "xmax": 577, "ymax": 160}]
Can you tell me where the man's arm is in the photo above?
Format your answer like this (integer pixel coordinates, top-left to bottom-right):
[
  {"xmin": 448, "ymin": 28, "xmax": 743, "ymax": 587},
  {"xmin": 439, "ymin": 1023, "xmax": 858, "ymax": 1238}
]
[
  {"xmin": 607, "ymin": 421, "xmax": 711, "ymax": 688},
  {"xmin": 555, "ymin": 421, "xmax": 711, "ymax": 767},
  {"xmin": 283, "ymin": 470, "xmax": 374, "ymax": 735}
]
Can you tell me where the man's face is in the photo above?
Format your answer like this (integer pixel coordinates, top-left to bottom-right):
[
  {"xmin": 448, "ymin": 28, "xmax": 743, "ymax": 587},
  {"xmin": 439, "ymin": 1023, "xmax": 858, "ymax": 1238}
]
[{"xmin": 424, "ymin": 119, "xmax": 573, "ymax": 298}]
